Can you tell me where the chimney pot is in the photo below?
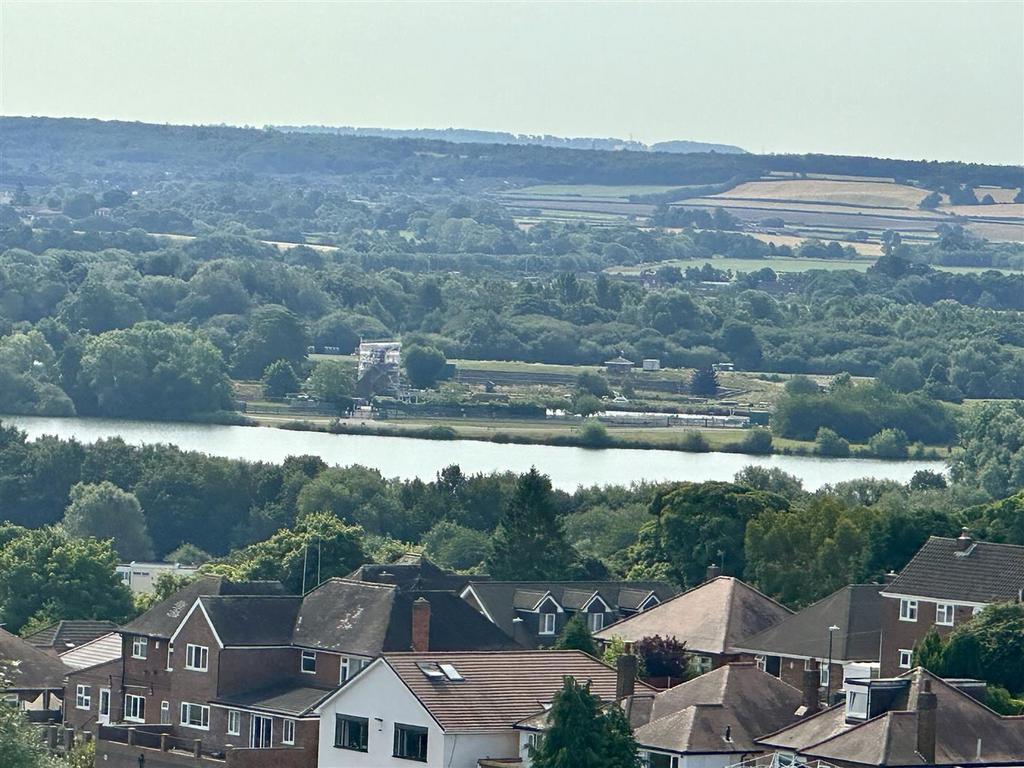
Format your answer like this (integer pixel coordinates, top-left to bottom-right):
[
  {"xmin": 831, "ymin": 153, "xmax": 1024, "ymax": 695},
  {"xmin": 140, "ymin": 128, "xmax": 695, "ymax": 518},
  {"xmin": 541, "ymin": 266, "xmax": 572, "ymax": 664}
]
[
  {"xmin": 616, "ymin": 654, "xmax": 638, "ymax": 701},
  {"xmin": 706, "ymin": 563, "xmax": 722, "ymax": 581},
  {"xmin": 411, "ymin": 597, "xmax": 431, "ymax": 652},
  {"xmin": 956, "ymin": 528, "xmax": 972, "ymax": 552},
  {"xmin": 884, "ymin": 570, "xmax": 899, "ymax": 585}
]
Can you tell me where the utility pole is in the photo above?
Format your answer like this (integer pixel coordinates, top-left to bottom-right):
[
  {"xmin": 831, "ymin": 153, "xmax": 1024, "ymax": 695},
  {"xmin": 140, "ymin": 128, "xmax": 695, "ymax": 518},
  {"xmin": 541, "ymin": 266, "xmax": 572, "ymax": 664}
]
[{"xmin": 826, "ymin": 624, "xmax": 840, "ymax": 704}]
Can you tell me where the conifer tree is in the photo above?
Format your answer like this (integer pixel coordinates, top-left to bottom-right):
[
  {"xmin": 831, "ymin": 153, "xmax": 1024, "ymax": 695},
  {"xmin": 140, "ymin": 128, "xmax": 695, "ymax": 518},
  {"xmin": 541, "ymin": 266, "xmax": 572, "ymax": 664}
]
[
  {"xmin": 554, "ymin": 615, "xmax": 597, "ymax": 656},
  {"xmin": 486, "ymin": 467, "xmax": 572, "ymax": 580}
]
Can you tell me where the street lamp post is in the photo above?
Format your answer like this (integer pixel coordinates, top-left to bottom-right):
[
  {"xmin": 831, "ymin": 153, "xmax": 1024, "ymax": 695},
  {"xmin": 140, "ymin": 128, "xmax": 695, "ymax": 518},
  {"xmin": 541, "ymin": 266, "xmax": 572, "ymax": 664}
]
[{"xmin": 826, "ymin": 624, "xmax": 840, "ymax": 704}]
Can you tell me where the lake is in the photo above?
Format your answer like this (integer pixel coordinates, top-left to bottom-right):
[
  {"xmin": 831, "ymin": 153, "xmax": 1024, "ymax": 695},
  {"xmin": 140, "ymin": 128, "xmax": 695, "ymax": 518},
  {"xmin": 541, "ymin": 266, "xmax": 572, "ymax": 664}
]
[{"xmin": 1, "ymin": 415, "xmax": 946, "ymax": 492}]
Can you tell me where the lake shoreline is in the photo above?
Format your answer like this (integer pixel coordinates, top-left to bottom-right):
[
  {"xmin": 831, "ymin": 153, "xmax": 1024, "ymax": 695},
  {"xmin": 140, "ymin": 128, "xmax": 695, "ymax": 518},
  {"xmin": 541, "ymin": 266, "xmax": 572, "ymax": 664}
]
[{"xmin": 0, "ymin": 414, "xmax": 947, "ymax": 492}]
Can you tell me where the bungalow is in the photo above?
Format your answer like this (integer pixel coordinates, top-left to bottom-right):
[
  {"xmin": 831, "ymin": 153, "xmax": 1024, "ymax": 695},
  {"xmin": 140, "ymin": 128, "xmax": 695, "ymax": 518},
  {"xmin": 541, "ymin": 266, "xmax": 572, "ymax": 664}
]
[
  {"xmin": 593, "ymin": 573, "xmax": 791, "ymax": 676},
  {"xmin": 23, "ymin": 620, "xmax": 118, "ymax": 654},
  {"xmin": 314, "ymin": 650, "xmax": 647, "ymax": 768},
  {"xmin": 0, "ymin": 627, "xmax": 68, "ymax": 715}
]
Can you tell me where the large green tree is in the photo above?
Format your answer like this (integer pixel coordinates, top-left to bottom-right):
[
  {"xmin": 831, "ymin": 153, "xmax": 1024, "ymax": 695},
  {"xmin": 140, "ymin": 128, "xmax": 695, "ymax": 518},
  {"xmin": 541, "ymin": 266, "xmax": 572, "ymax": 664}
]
[
  {"xmin": 0, "ymin": 524, "xmax": 134, "ymax": 633},
  {"xmin": 77, "ymin": 322, "xmax": 232, "ymax": 418},
  {"xmin": 232, "ymin": 304, "xmax": 309, "ymax": 379},
  {"xmin": 205, "ymin": 512, "xmax": 366, "ymax": 594},
  {"xmin": 62, "ymin": 481, "xmax": 153, "ymax": 560},
  {"xmin": 486, "ymin": 468, "xmax": 573, "ymax": 580}
]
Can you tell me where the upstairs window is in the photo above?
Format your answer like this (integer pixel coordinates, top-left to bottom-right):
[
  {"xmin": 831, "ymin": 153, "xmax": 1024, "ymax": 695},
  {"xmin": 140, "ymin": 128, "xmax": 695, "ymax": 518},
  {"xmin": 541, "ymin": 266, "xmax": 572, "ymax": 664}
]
[
  {"xmin": 540, "ymin": 613, "xmax": 556, "ymax": 635},
  {"xmin": 899, "ymin": 599, "xmax": 918, "ymax": 622},
  {"xmin": 132, "ymin": 636, "xmax": 148, "ymax": 659},
  {"xmin": 898, "ymin": 649, "xmax": 913, "ymax": 669},
  {"xmin": 185, "ymin": 644, "xmax": 209, "ymax": 671},
  {"xmin": 587, "ymin": 612, "xmax": 605, "ymax": 632},
  {"xmin": 335, "ymin": 714, "xmax": 368, "ymax": 752},
  {"xmin": 935, "ymin": 603, "xmax": 955, "ymax": 626},
  {"xmin": 301, "ymin": 650, "xmax": 317, "ymax": 674},
  {"xmin": 283, "ymin": 719, "xmax": 296, "ymax": 745},
  {"xmin": 394, "ymin": 723, "xmax": 428, "ymax": 762}
]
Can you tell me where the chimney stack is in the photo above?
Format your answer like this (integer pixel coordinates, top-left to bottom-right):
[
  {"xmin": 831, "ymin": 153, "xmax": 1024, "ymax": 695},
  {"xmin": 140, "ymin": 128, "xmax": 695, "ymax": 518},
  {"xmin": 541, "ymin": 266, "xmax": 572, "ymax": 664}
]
[
  {"xmin": 884, "ymin": 570, "xmax": 899, "ymax": 585},
  {"xmin": 706, "ymin": 563, "xmax": 722, "ymax": 581},
  {"xmin": 411, "ymin": 597, "xmax": 431, "ymax": 652},
  {"xmin": 801, "ymin": 660, "xmax": 821, "ymax": 717},
  {"xmin": 916, "ymin": 679, "xmax": 937, "ymax": 764},
  {"xmin": 956, "ymin": 527, "xmax": 973, "ymax": 552},
  {"xmin": 616, "ymin": 654, "xmax": 638, "ymax": 701}
]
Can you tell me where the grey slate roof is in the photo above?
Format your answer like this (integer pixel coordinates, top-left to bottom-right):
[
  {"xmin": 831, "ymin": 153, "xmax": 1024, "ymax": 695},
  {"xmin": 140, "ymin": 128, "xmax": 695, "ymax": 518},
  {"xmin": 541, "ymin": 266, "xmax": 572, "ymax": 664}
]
[
  {"xmin": 347, "ymin": 552, "xmax": 478, "ymax": 592},
  {"xmin": 198, "ymin": 595, "xmax": 303, "ymax": 646},
  {"xmin": 294, "ymin": 579, "xmax": 518, "ymax": 655},
  {"xmin": 213, "ymin": 682, "xmax": 335, "ymax": 716},
  {"xmin": 632, "ymin": 663, "xmax": 803, "ymax": 755},
  {"xmin": 884, "ymin": 536, "xmax": 1024, "ymax": 603},
  {"xmin": 759, "ymin": 668, "xmax": 1024, "ymax": 766},
  {"xmin": 23, "ymin": 620, "xmax": 118, "ymax": 651},
  {"xmin": 120, "ymin": 575, "xmax": 289, "ymax": 639},
  {"xmin": 733, "ymin": 584, "xmax": 884, "ymax": 662},
  {"xmin": 464, "ymin": 580, "xmax": 677, "ymax": 637},
  {"xmin": 594, "ymin": 577, "xmax": 791, "ymax": 655},
  {"xmin": 0, "ymin": 628, "xmax": 69, "ymax": 692}
]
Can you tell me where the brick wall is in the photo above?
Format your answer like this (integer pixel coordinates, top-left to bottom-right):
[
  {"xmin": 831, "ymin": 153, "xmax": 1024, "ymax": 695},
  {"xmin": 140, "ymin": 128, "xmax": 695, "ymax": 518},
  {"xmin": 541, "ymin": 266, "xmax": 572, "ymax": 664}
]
[{"xmin": 879, "ymin": 596, "xmax": 978, "ymax": 676}]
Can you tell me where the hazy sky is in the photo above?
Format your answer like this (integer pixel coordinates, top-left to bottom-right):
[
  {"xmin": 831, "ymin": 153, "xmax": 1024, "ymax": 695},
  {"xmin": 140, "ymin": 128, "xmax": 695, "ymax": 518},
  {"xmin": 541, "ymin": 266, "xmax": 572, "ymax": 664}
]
[{"xmin": 2, "ymin": 1, "xmax": 1022, "ymax": 164}]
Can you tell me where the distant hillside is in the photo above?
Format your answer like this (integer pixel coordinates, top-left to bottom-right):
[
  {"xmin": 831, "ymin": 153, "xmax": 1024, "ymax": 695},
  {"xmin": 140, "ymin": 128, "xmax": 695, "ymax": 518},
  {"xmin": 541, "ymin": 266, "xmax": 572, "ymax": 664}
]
[
  {"xmin": 1, "ymin": 117, "xmax": 1020, "ymax": 191},
  {"xmin": 273, "ymin": 125, "xmax": 748, "ymax": 155}
]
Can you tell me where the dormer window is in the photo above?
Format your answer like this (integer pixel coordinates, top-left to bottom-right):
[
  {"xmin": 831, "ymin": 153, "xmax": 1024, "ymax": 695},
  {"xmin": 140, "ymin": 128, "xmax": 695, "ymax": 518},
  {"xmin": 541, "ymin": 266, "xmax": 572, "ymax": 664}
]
[
  {"xmin": 587, "ymin": 613, "xmax": 605, "ymax": 632},
  {"xmin": 846, "ymin": 689, "xmax": 869, "ymax": 720},
  {"xmin": 540, "ymin": 613, "xmax": 556, "ymax": 635},
  {"xmin": 301, "ymin": 650, "xmax": 317, "ymax": 674}
]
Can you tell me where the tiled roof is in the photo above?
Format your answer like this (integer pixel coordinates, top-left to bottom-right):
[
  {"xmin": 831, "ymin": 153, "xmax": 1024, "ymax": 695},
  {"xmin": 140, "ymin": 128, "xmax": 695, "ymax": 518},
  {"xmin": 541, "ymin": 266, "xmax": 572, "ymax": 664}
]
[
  {"xmin": 594, "ymin": 576, "xmax": 791, "ymax": 655},
  {"xmin": 382, "ymin": 650, "xmax": 653, "ymax": 733},
  {"xmin": 199, "ymin": 595, "xmax": 302, "ymax": 646},
  {"xmin": 464, "ymin": 581, "xmax": 677, "ymax": 637},
  {"xmin": 347, "ymin": 553, "xmax": 477, "ymax": 592},
  {"xmin": 0, "ymin": 628, "xmax": 69, "ymax": 691},
  {"xmin": 120, "ymin": 575, "xmax": 289, "ymax": 639},
  {"xmin": 760, "ymin": 669, "xmax": 1024, "ymax": 765},
  {"xmin": 633, "ymin": 663, "xmax": 803, "ymax": 755},
  {"xmin": 59, "ymin": 632, "xmax": 121, "ymax": 671},
  {"xmin": 734, "ymin": 585, "xmax": 884, "ymax": 662},
  {"xmin": 213, "ymin": 682, "xmax": 336, "ymax": 717},
  {"xmin": 294, "ymin": 579, "xmax": 518, "ymax": 655},
  {"xmin": 884, "ymin": 536, "xmax": 1024, "ymax": 603},
  {"xmin": 23, "ymin": 620, "xmax": 118, "ymax": 651}
]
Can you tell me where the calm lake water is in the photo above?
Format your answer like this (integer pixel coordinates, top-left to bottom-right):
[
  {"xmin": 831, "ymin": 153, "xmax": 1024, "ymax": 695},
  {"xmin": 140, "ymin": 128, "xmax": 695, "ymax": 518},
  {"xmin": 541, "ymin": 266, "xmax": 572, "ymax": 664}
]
[{"xmin": 1, "ymin": 415, "xmax": 946, "ymax": 492}]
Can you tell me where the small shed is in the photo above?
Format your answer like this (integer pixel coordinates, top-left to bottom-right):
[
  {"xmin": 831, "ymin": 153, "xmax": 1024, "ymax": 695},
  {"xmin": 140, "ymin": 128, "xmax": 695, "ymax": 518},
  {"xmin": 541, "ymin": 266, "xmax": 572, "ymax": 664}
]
[
  {"xmin": 605, "ymin": 356, "xmax": 635, "ymax": 375},
  {"xmin": 642, "ymin": 358, "xmax": 661, "ymax": 371}
]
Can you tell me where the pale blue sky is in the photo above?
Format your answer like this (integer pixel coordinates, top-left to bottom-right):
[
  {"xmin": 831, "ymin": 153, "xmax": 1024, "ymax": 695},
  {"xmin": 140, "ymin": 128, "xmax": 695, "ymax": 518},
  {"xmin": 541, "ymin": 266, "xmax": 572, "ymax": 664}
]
[{"xmin": 2, "ymin": 1, "xmax": 1022, "ymax": 164}]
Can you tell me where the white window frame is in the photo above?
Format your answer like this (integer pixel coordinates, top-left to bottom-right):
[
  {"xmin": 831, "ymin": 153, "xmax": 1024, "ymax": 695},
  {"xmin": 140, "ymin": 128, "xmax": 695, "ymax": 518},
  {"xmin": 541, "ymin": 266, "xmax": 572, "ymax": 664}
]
[
  {"xmin": 340, "ymin": 656, "xmax": 351, "ymax": 683},
  {"xmin": 935, "ymin": 602, "xmax": 955, "ymax": 626},
  {"xmin": 899, "ymin": 599, "xmax": 918, "ymax": 622},
  {"xmin": 132, "ymin": 636, "xmax": 148, "ymax": 659},
  {"xmin": 185, "ymin": 643, "xmax": 209, "ymax": 672},
  {"xmin": 124, "ymin": 694, "xmax": 146, "ymax": 723},
  {"xmin": 755, "ymin": 655, "xmax": 767, "ymax": 672},
  {"xmin": 587, "ymin": 612, "xmax": 604, "ymax": 632},
  {"xmin": 75, "ymin": 684, "xmax": 91, "ymax": 710},
  {"xmin": 819, "ymin": 664, "xmax": 830, "ymax": 688},
  {"xmin": 283, "ymin": 718, "xmax": 296, "ymax": 745},
  {"xmin": 227, "ymin": 709, "xmax": 241, "ymax": 736},
  {"xmin": 898, "ymin": 649, "xmax": 913, "ymax": 669},
  {"xmin": 540, "ymin": 613, "xmax": 556, "ymax": 635},
  {"xmin": 160, "ymin": 700, "xmax": 170, "ymax": 725},
  {"xmin": 693, "ymin": 655, "xmax": 713, "ymax": 674},
  {"xmin": 301, "ymin": 650, "xmax": 317, "ymax": 674},
  {"xmin": 179, "ymin": 701, "xmax": 210, "ymax": 731}
]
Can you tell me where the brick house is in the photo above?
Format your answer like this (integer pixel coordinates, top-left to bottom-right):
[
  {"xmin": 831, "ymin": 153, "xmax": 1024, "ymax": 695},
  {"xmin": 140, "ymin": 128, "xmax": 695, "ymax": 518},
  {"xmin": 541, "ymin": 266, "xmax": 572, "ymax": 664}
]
[
  {"xmin": 733, "ymin": 584, "xmax": 884, "ymax": 701},
  {"xmin": 89, "ymin": 574, "xmax": 516, "ymax": 767},
  {"xmin": 593, "ymin": 574, "xmax": 791, "ymax": 676},
  {"xmin": 878, "ymin": 530, "xmax": 1024, "ymax": 676},
  {"xmin": 460, "ymin": 579, "xmax": 676, "ymax": 648}
]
